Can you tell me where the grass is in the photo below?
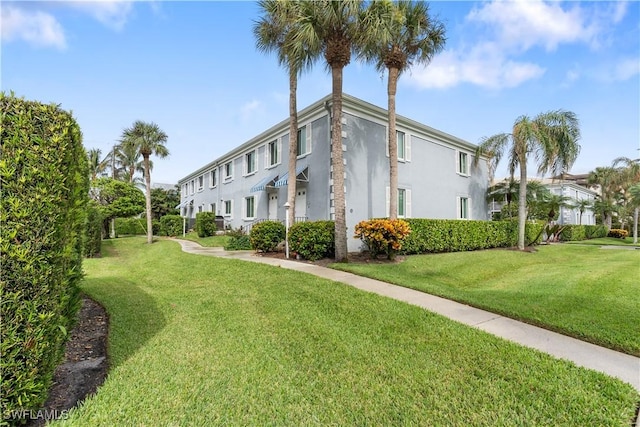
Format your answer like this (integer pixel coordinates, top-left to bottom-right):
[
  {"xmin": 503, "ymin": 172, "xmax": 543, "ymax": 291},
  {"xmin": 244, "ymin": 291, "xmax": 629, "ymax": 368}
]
[
  {"xmin": 332, "ymin": 244, "xmax": 640, "ymax": 356},
  {"xmin": 566, "ymin": 236, "xmax": 640, "ymax": 246},
  {"xmin": 54, "ymin": 237, "xmax": 639, "ymax": 426},
  {"xmin": 177, "ymin": 231, "xmax": 230, "ymax": 247}
]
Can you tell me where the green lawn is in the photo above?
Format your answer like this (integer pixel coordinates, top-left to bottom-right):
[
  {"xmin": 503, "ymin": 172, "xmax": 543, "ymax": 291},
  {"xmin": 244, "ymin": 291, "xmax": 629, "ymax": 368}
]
[
  {"xmin": 54, "ymin": 238, "xmax": 638, "ymax": 426},
  {"xmin": 566, "ymin": 236, "xmax": 640, "ymax": 246},
  {"xmin": 177, "ymin": 231, "xmax": 230, "ymax": 247},
  {"xmin": 333, "ymin": 244, "xmax": 640, "ymax": 356}
]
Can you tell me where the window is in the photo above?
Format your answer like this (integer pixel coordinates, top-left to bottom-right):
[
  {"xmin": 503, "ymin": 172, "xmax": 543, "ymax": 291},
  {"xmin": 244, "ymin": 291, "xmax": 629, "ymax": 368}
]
[
  {"xmin": 197, "ymin": 175, "xmax": 204, "ymax": 191},
  {"xmin": 397, "ymin": 131, "xmax": 405, "ymax": 160},
  {"xmin": 457, "ymin": 152, "xmax": 469, "ymax": 175},
  {"xmin": 297, "ymin": 125, "xmax": 311, "ymax": 157},
  {"xmin": 458, "ymin": 197, "xmax": 470, "ymax": 219},
  {"xmin": 245, "ymin": 151, "xmax": 256, "ymax": 175},
  {"xmin": 224, "ymin": 161, "xmax": 233, "ymax": 181},
  {"xmin": 210, "ymin": 203, "xmax": 216, "ymax": 213},
  {"xmin": 267, "ymin": 139, "xmax": 279, "ymax": 167},
  {"xmin": 209, "ymin": 169, "xmax": 217, "ymax": 188},
  {"xmin": 198, "ymin": 205, "xmax": 203, "ymax": 213},
  {"xmin": 244, "ymin": 196, "xmax": 255, "ymax": 220},
  {"xmin": 183, "ymin": 184, "xmax": 188, "ymax": 197},
  {"xmin": 224, "ymin": 200, "xmax": 233, "ymax": 217},
  {"xmin": 388, "ymin": 131, "xmax": 411, "ymax": 161},
  {"xmin": 190, "ymin": 180, "xmax": 195, "ymax": 195},
  {"xmin": 386, "ymin": 187, "xmax": 411, "ymax": 218}
]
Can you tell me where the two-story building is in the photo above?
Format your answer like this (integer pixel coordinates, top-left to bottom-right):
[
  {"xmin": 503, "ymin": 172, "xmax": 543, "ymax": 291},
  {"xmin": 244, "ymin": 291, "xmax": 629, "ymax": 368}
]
[{"xmin": 178, "ymin": 93, "xmax": 490, "ymax": 251}]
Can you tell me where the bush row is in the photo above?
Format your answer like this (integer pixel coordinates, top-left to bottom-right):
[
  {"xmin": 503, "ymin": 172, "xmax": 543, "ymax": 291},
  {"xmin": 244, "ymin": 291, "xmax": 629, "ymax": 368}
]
[
  {"xmin": 1, "ymin": 94, "xmax": 89, "ymax": 420},
  {"xmin": 400, "ymin": 219, "xmax": 543, "ymax": 254},
  {"xmin": 557, "ymin": 224, "xmax": 609, "ymax": 241}
]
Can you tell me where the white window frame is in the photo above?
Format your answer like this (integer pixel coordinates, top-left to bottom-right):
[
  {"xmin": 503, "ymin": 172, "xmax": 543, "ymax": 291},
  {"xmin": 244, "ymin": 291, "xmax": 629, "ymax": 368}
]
[
  {"xmin": 457, "ymin": 151, "xmax": 470, "ymax": 176},
  {"xmin": 224, "ymin": 200, "xmax": 233, "ymax": 218},
  {"xmin": 386, "ymin": 130, "xmax": 411, "ymax": 162},
  {"xmin": 190, "ymin": 180, "xmax": 195, "ymax": 195},
  {"xmin": 457, "ymin": 196, "xmax": 471, "ymax": 220},
  {"xmin": 243, "ymin": 196, "xmax": 256, "ymax": 220},
  {"xmin": 386, "ymin": 186, "xmax": 412, "ymax": 218},
  {"xmin": 210, "ymin": 202, "xmax": 216, "ymax": 214},
  {"xmin": 224, "ymin": 161, "xmax": 233, "ymax": 182},
  {"xmin": 209, "ymin": 169, "xmax": 217, "ymax": 188},
  {"xmin": 266, "ymin": 138, "xmax": 281, "ymax": 168},
  {"xmin": 244, "ymin": 150, "xmax": 257, "ymax": 176},
  {"xmin": 197, "ymin": 175, "xmax": 204, "ymax": 191},
  {"xmin": 183, "ymin": 184, "xmax": 188, "ymax": 197},
  {"xmin": 297, "ymin": 124, "xmax": 312, "ymax": 158}
]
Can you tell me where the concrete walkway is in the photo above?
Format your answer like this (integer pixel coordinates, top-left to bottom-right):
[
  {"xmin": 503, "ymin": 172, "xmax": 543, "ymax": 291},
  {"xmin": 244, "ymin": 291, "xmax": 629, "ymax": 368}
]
[{"xmin": 172, "ymin": 239, "xmax": 640, "ymax": 392}]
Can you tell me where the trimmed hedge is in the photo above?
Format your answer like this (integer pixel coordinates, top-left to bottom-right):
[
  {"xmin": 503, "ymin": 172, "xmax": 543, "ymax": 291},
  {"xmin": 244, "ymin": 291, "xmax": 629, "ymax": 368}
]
[
  {"xmin": 115, "ymin": 217, "xmax": 146, "ymax": 236},
  {"xmin": 1, "ymin": 94, "xmax": 89, "ymax": 420},
  {"xmin": 288, "ymin": 221, "xmax": 335, "ymax": 261},
  {"xmin": 584, "ymin": 225, "xmax": 608, "ymax": 239},
  {"xmin": 559, "ymin": 225, "xmax": 586, "ymax": 241},
  {"xmin": 401, "ymin": 219, "xmax": 543, "ymax": 254},
  {"xmin": 84, "ymin": 200, "xmax": 103, "ymax": 257},
  {"xmin": 250, "ymin": 221, "xmax": 285, "ymax": 252},
  {"xmin": 160, "ymin": 215, "xmax": 183, "ymax": 237},
  {"xmin": 195, "ymin": 212, "xmax": 217, "ymax": 238}
]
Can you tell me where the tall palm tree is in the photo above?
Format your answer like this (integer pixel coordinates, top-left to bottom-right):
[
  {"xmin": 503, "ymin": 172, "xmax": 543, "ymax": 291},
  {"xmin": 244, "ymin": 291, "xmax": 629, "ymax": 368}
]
[
  {"xmin": 114, "ymin": 140, "xmax": 147, "ymax": 183},
  {"xmin": 574, "ymin": 198, "xmax": 592, "ymax": 225},
  {"xmin": 87, "ymin": 148, "xmax": 109, "ymax": 181},
  {"xmin": 613, "ymin": 156, "xmax": 640, "ymax": 239},
  {"xmin": 120, "ymin": 121, "xmax": 169, "ymax": 244},
  {"xmin": 359, "ymin": 0, "xmax": 445, "ymax": 219},
  {"xmin": 474, "ymin": 111, "xmax": 581, "ymax": 250},
  {"xmin": 588, "ymin": 166, "xmax": 621, "ymax": 229},
  {"xmin": 292, "ymin": 0, "xmax": 364, "ymax": 261},
  {"xmin": 628, "ymin": 183, "xmax": 640, "ymax": 244},
  {"xmin": 254, "ymin": 0, "xmax": 316, "ymax": 235}
]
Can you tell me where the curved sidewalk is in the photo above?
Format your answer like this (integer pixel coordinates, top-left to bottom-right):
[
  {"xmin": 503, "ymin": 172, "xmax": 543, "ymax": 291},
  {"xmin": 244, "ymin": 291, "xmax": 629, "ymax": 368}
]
[{"xmin": 172, "ymin": 239, "xmax": 640, "ymax": 392}]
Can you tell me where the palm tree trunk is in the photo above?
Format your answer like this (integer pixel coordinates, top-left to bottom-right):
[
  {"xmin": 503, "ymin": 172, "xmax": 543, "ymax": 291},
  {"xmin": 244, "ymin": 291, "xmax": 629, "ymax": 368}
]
[
  {"xmin": 388, "ymin": 67, "xmax": 399, "ymax": 220},
  {"xmin": 144, "ymin": 155, "xmax": 153, "ymax": 244},
  {"xmin": 287, "ymin": 66, "xmax": 298, "ymax": 233},
  {"xmin": 331, "ymin": 65, "xmax": 348, "ymax": 262},
  {"xmin": 634, "ymin": 207, "xmax": 638, "ymax": 244},
  {"xmin": 518, "ymin": 160, "xmax": 527, "ymax": 250}
]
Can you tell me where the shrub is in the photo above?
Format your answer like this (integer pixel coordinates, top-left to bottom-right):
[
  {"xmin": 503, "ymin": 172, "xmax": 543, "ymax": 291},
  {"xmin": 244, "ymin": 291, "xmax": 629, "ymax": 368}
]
[
  {"xmin": 160, "ymin": 215, "xmax": 183, "ymax": 237},
  {"xmin": 1, "ymin": 93, "xmax": 89, "ymax": 419},
  {"xmin": 84, "ymin": 200, "xmax": 103, "ymax": 257},
  {"xmin": 584, "ymin": 225, "xmax": 608, "ymax": 239},
  {"xmin": 559, "ymin": 225, "xmax": 586, "ymax": 241},
  {"xmin": 195, "ymin": 212, "xmax": 217, "ymax": 238},
  {"xmin": 115, "ymin": 217, "xmax": 160, "ymax": 236},
  {"xmin": 250, "ymin": 221, "xmax": 285, "ymax": 252},
  {"xmin": 225, "ymin": 228, "xmax": 252, "ymax": 250},
  {"xmin": 608, "ymin": 229, "xmax": 628, "ymax": 239},
  {"xmin": 354, "ymin": 219, "xmax": 411, "ymax": 260},
  {"xmin": 288, "ymin": 221, "xmax": 335, "ymax": 261}
]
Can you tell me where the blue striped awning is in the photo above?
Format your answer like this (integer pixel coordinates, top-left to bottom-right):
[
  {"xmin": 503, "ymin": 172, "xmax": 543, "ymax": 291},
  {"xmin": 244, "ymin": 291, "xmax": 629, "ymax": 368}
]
[
  {"xmin": 250, "ymin": 174, "xmax": 279, "ymax": 192},
  {"xmin": 274, "ymin": 165, "xmax": 308, "ymax": 188}
]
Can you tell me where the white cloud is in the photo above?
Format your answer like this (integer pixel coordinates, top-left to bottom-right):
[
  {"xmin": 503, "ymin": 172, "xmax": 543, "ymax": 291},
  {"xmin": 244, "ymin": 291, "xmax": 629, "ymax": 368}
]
[
  {"xmin": 1, "ymin": 5, "xmax": 66, "ymax": 49},
  {"xmin": 239, "ymin": 100, "xmax": 263, "ymax": 122},
  {"xmin": 65, "ymin": 1, "xmax": 133, "ymax": 31},
  {"xmin": 614, "ymin": 58, "xmax": 640, "ymax": 81}
]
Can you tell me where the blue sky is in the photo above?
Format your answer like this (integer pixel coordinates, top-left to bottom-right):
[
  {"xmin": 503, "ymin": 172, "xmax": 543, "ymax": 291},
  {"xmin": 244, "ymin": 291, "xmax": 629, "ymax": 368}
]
[{"xmin": 2, "ymin": 1, "xmax": 639, "ymax": 185}]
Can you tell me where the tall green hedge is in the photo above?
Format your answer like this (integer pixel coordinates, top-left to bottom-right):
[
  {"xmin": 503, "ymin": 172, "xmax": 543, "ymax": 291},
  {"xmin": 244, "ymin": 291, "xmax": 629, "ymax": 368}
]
[
  {"xmin": 584, "ymin": 225, "xmax": 608, "ymax": 239},
  {"xmin": 195, "ymin": 212, "xmax": 217, "ymax": 237},
  {"xmin": 0, "ymin": 94, "xmax": 89, "ymax": 421},
  {"xmin": 559, "ymin": 225, "xmax": 586, "ymax": 241},
  {"xmin": 160, "ymin": 215, "xmax": 183, "ymax": 237},
  {"xmin": 115, "ymin": 217, "xmax": 160, "ymax": 236},
  {"xmin": 84, "ymin": 200, "xmax": 103, "ymax": 257},
  {"xmin": 401, "ymin": 219, "xmax": 543, "ymax": 254}
]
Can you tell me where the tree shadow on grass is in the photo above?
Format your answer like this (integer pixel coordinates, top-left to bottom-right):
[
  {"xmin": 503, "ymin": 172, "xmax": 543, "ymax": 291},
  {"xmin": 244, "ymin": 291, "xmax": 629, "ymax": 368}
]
[{"xmin": 80, "ymin": 277, "xmax": 167, "ymax": 369}]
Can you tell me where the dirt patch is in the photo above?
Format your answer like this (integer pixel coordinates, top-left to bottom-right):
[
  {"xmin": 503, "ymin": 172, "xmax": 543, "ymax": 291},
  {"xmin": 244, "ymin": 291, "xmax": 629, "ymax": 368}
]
[{"xmin": 25, "ymin": 296, "xmax": 109, "ymax": 426}]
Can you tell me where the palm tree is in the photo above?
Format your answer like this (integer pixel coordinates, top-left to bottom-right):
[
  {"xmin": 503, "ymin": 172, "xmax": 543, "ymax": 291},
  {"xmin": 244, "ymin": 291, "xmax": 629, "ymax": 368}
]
[
  {"xmin": 120, "ymin": 121, "xmax": 169, "ymax": 244},
  {"xmin": 574, "ymin": 198, "xmax": 592, "ymax": 225},
  {"xmin": 292, "ymin": 0, "xmax": 364, "ymax": 261},
  {"xmin": 114, "ymin": 140, "xmax": 147, "ymax": 183},
  {"xmin": 588, "ymin": 166, "xmax": 621, "ymax": 229},
  {"xmin": 613, "ymin": 156, "xmax": 640, "ymax": 239},
  {"xmin": 628, "ymin": 184, "xmax": 640, "ymax": 244},
  {"xmin": 359, "ymin": 0, "xmax": 445, "ymax": 219},
  {"xmin": 474, "ymin": 111, "xmax": 581, "ymax": 250},
  {"xmin": 87, "ymin": 148, "xmax": 109, "ymax": 181},
  {"xmin": 254, "ymin": 0, "xmax": 316, "ymax": 236}
]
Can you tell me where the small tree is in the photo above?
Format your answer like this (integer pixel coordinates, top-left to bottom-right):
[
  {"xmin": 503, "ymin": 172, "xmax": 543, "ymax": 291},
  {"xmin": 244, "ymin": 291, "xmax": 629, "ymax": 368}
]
[{"xmin": 90, "ymin": 178, "xmax": 145, "ymax": 238}]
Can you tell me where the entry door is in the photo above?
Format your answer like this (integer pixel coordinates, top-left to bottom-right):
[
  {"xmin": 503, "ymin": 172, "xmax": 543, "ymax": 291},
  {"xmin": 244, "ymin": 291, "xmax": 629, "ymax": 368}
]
[
  {"xmin": 295, "ymin": 189, "xmax": 307, "ymax": 219},
  {"xmin": 268, "ymin": 194, "xmax": 278, "ymax": 220}
]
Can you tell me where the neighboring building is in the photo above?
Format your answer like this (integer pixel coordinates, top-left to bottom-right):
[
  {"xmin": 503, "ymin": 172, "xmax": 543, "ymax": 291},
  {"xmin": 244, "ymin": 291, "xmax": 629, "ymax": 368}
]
[
  {"xmin": 488, "ymin": 177, "xmax": 598, "ymax": 225},
  {"xmin": 177, "ymin": 94, "xmax": 490, "ymax": 251},
  {"xmin": 151, "ymin": 182, "xmax": 177, "ymax": 191},
  {"xmin": 543, "ymin": 179, "xmax": 598, "ymax": 225}
]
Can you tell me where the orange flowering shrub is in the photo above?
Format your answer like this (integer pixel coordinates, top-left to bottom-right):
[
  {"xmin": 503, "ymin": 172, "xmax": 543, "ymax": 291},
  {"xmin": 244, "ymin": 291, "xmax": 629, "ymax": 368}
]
[
  {"xmin": 608, "ymin": 228, "xmax": 628, "ymax": 239},
  {"xmin": 354, "ymin": 219, "xmax": 411, "ymax": 260}
]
